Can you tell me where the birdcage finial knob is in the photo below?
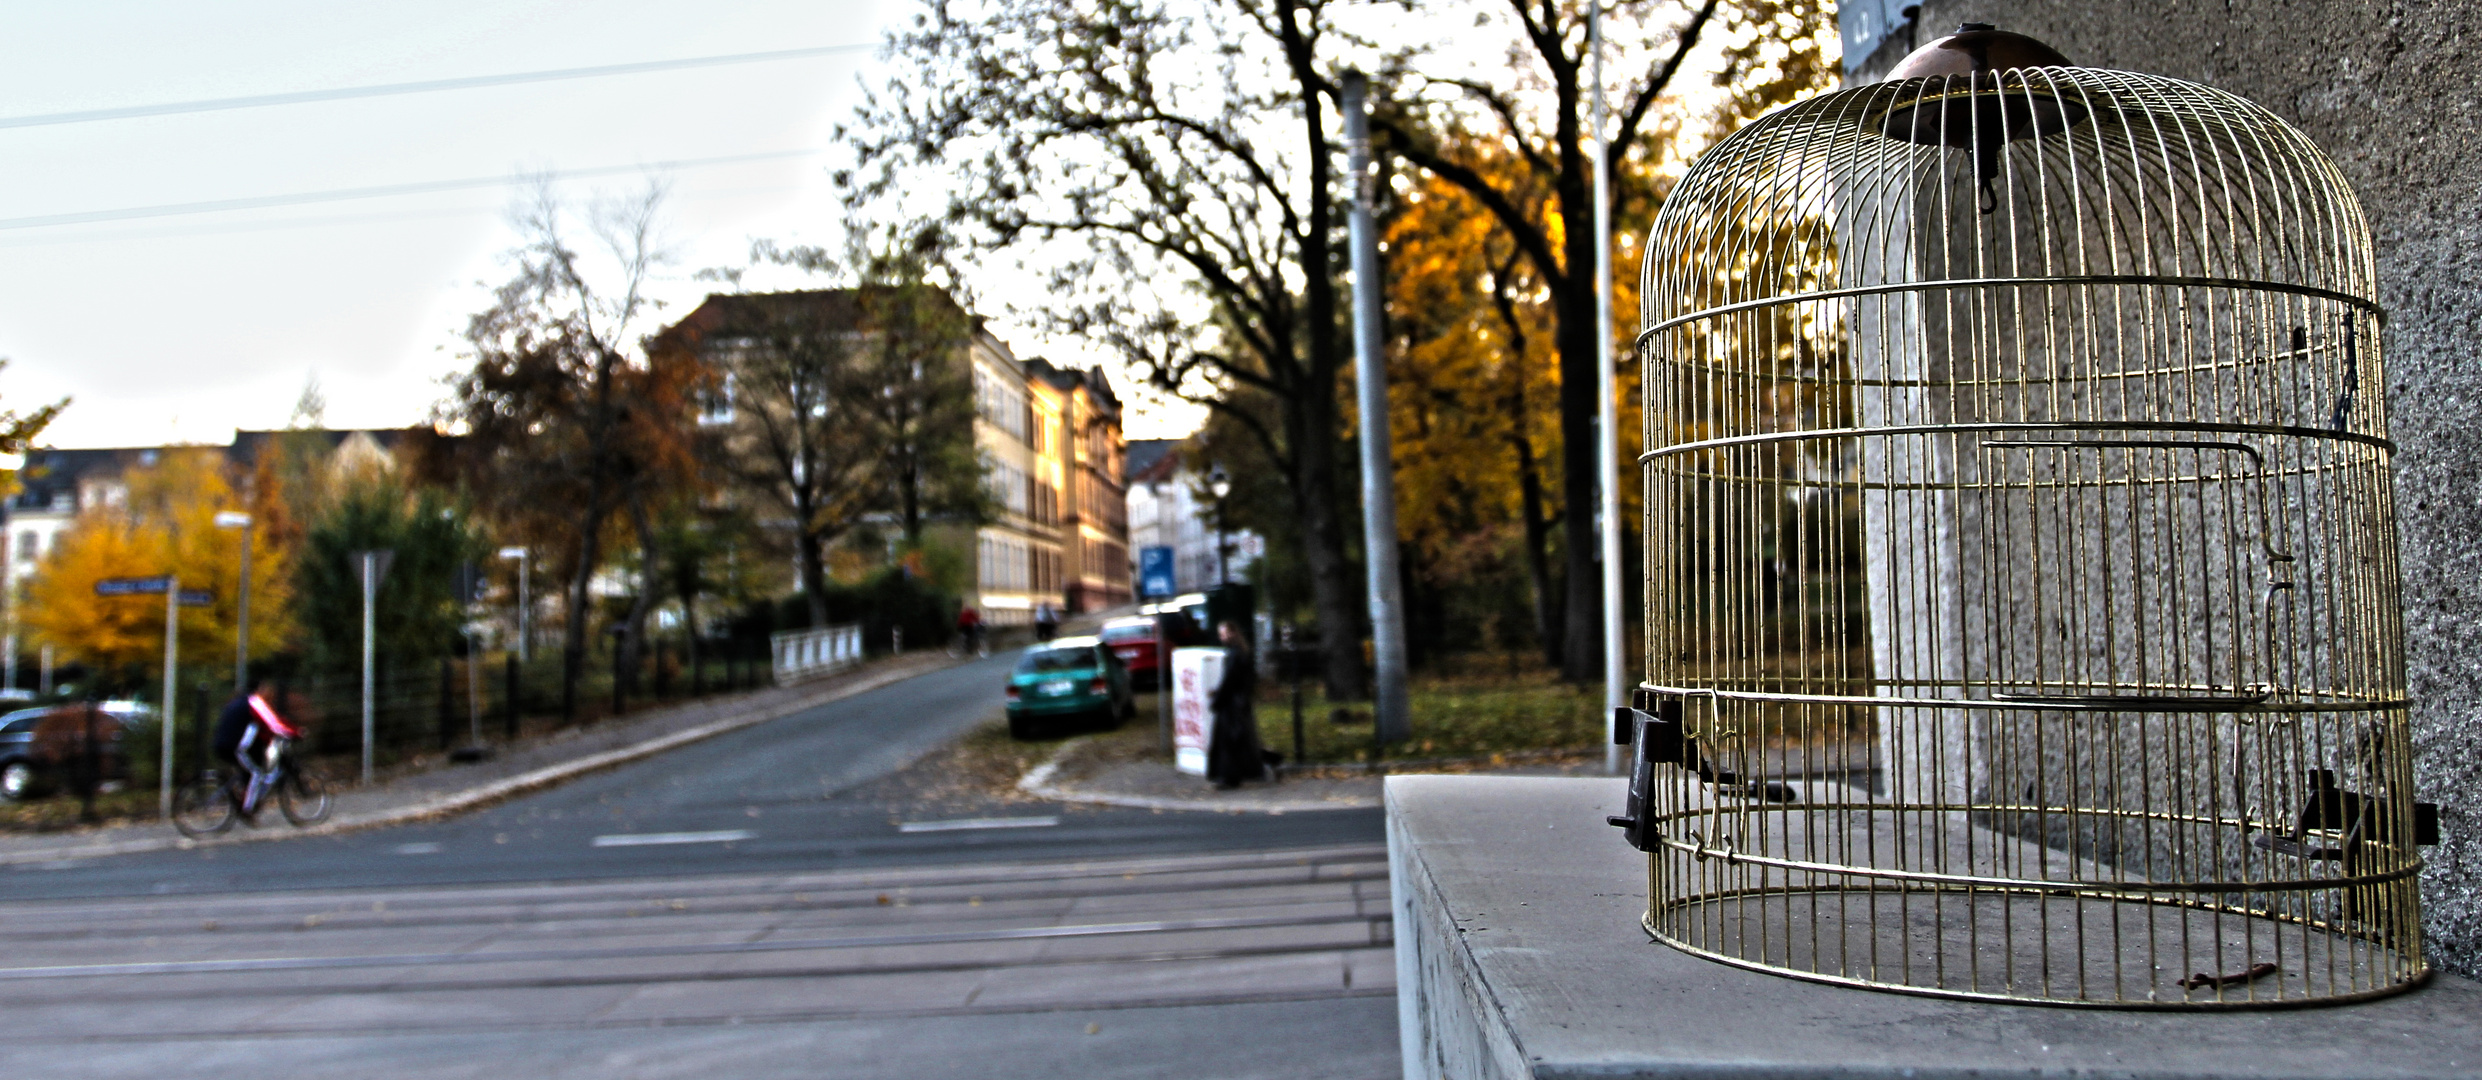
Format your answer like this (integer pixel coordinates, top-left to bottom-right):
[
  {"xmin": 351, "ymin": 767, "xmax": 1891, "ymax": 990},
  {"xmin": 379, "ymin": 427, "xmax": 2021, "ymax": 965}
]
[{"xmin": 1883, "ymin": 23, "xmax": 2073, "ymax": 81}]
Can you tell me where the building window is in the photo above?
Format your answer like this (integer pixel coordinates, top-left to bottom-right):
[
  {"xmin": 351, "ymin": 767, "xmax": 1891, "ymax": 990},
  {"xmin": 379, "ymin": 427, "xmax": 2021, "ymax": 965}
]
[
  {"xmin": 698, "ymin": 372, "xmax": 736, "ymax": 425},
  {"xmin": 13, "ymin": 531, "xmax": 31, "ymax": 564}
]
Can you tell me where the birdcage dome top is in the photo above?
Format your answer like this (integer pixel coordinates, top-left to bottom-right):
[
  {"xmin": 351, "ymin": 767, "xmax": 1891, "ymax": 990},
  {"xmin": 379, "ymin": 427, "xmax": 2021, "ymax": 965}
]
[{"xmin": 1640, "ymin": 67, "xmax": 2377, "ymax": 336}]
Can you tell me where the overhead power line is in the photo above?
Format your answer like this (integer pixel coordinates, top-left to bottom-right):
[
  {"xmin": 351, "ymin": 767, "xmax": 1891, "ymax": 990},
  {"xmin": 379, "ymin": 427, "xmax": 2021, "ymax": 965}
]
[
  {"xmin": 0, "ymin": 149, "xmax": 824, "ymax": 231},
  {"xmin": 0, "ymin": 43, "xmax": 875, "ymax": 130}
]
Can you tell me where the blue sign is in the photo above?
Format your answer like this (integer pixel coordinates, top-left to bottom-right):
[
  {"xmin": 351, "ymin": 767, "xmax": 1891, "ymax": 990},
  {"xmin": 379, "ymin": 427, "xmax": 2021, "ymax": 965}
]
[
  {"xmin": 1138, "ymin": 546, "xmax": 1177, "ymax": 599},
  {"xmin": 178, "ymin": 590, "xmax": 215, "ymax": 606},
  {"xmin": 95, "ymin": 576, "xmax": 173, "ymax": 596}
]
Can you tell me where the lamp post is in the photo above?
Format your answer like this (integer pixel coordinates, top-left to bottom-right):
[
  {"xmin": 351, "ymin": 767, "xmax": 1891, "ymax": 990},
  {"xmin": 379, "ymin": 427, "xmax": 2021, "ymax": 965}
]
[
  {"xmin": 497, "ymin": 546, "xmax": 529, "ymax": 663},
  {"xmin": 1207, "ymin": 466, "xmax": 1232, "ymax": 586},
  {"xmin": 214, "ymin": 511, "xmax": 252, "ymax": 693}
]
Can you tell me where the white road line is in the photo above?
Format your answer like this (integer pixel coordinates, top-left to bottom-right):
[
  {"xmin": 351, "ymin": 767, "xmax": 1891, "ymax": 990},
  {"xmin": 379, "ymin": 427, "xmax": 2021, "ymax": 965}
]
[
  {"xmin": 392, "ymin": 842, "xmax": 442, "ymax": 855},
  {"xmin": 591, "ymin": 829, "xmax": 756, "ymax": 848},
  {"xmin": 898, "ymin": 816, "xmax": 1062, "ymax": 834}
]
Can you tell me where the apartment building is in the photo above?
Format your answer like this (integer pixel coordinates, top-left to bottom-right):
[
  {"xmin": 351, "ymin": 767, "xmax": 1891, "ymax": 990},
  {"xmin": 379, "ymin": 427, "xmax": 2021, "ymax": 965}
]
[{"xmin": 669, "ymin": 289, "xmax": 1129, "ymax": 625}]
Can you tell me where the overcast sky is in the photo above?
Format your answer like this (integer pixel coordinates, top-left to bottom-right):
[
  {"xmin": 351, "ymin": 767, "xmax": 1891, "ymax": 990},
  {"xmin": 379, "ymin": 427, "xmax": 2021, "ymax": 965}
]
[{"xmin": 0, "ymin": 0, "xmax": 1183, "ymax": 450}]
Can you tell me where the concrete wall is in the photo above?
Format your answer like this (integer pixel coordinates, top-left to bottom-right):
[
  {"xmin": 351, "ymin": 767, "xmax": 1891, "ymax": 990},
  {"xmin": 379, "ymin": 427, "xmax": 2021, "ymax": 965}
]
[{"xmin": 1848, "ymin": 0, "xmax": 2482, "ymax": 979}]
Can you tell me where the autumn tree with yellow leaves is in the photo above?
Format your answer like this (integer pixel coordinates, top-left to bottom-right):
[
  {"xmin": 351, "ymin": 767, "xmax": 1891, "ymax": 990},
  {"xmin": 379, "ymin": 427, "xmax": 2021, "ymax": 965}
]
[{"xmin": 21, "ymin": 449, "xmax": 292, "ymax": 683}]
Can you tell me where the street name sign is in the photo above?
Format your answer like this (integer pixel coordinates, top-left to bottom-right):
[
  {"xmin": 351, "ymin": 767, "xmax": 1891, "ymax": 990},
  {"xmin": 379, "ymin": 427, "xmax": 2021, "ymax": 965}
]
[{"xmin": 95, "ymin": 576, "xmax": 173, "ymax": 596}]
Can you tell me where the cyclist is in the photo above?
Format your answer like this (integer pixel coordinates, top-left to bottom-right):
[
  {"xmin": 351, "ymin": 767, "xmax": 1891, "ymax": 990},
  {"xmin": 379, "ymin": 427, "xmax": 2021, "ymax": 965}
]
[
  {"xmin": 956, "ymin": 605, "xmax": 986, "ymax": 657},
  {"xmin": 212, "ymin": 679, "xmax": 301, "ymax": 815}
]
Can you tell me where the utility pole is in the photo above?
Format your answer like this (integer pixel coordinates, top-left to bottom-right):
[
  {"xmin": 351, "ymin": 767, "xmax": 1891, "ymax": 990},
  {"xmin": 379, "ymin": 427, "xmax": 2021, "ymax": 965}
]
[
  {"xmin": 499, "ymin": 546, "xmax": 529, "ymax": 663},
  {"xmin": 355, "ymin": 549, "xmax": 393, "ymax": 784},
  {"xmin": 1341, "ymin": 71, "xmax": 1412, "ymax": 745},
  {"xmin": 1591, "ymin": 3, "xmax": 1627, "ymax": 774},
  {"xmin": 216, "ymin": 511, "xmax": 253, "ymax": 692},
  {"xmin": 160, "ymin": 575, "xmax": 179, "ymax": 819}
]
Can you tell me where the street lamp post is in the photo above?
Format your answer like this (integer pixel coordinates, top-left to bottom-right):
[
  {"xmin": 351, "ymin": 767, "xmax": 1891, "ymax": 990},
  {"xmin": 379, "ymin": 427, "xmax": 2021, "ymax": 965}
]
[
  {"xmin": 1207, "ymin": 466, "xmax": 1232, "ymax": 587},
  {"xmin": 215, "ymin": 511, "xmax": 252, "ymax": 693},
  {"xmin": 497, "ymin": 546, "xmax": 529, "ymax": 663}
]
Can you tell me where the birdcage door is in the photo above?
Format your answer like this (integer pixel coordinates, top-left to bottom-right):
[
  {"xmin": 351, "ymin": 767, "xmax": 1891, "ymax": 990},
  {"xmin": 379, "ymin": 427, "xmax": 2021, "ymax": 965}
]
[{"xmin": 1973, "ymin": 435, "xmax": 2294, "ymax": 706}]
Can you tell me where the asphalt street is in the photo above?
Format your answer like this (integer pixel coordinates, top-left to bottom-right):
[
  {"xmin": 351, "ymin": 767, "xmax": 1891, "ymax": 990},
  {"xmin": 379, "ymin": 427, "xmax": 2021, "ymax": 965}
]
[{"xmin": 0, "ymin": 654, "xmax": 1397, "ymax": 1079}]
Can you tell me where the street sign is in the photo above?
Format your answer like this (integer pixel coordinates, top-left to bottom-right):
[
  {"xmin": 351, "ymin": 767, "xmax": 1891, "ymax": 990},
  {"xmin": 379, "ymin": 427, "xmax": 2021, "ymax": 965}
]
[
  {"xmin": 353, "ymin": 549, "xmax": 395, "ymax": 589},
  {"xmin": 1139, "ymin": 546, "xmax": 1177, "ymax": 599},
  {"xmin": 95, "ymin": 576, "xmax": 173, "ymax": 596},
  {"xmin": 178, "ymin": 590, "xmax": 214, "ymax": 606}
]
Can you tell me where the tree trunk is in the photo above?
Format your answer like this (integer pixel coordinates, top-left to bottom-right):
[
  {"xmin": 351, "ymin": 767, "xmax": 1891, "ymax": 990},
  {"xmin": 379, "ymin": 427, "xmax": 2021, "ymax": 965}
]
[
  {"xmin": 1515, "ymin": 428, "xmax": 1562, "ymax": 669},
  {"xmin": 796, "ymin": 526, "xmax": 829, "ymax": 629},
  {"xmin": 1554, "ymin": 166, "xmax": 1604, "ymax": 685},
  {"xmin": 561, "ymin": 524, "xmax": 602, "ymax": 724},
  {"xmin": 616, "ymin": 498, "xmax": 660, "ymax": 703},
  {"xmin": 1274, "ymin": 0, "xmax": 1364, "ymax": 704}
]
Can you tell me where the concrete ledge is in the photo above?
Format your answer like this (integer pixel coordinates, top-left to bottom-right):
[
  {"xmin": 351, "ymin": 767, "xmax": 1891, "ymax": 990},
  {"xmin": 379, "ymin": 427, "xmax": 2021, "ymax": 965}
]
[{"xmin": 1386, "ymin": 775, "xmax": 2482, "ymax": 1080}]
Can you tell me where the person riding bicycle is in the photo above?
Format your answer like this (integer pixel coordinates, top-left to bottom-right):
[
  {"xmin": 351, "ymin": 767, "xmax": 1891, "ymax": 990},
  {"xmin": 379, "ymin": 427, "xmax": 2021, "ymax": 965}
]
[
  {"xmin": 956, "ymin": 605, "xmax": 986, "ymax": 656},
  {"xmin": 212, "ymin": 679, "xmax": 301, "ymax": 814}
]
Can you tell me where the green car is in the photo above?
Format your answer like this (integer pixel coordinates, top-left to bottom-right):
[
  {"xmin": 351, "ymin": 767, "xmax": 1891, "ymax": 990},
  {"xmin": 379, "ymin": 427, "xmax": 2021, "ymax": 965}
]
[{"xmin": 1004, "ymin": 635, "xmax": 1134, "ymax": 740}]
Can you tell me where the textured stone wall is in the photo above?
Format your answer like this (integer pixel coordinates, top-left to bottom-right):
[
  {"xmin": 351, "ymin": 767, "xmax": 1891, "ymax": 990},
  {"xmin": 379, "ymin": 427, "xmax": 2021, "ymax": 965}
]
[{"xmin": 1849, "ymin": 0, "xmax": 2482, "ymax": 979}]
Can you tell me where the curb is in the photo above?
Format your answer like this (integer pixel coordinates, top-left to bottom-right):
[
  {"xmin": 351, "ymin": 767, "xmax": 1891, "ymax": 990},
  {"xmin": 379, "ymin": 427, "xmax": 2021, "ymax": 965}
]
[
  {"xmin": 1015, "ymin": 740, "xmax": 1378, "ymax": 814},
  {"xmin": 0, "ymin": 655, "xmax": 960, "ymax": 866}
]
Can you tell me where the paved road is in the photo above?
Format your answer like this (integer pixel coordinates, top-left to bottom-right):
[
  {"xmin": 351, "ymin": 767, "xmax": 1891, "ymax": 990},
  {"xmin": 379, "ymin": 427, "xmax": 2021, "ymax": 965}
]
[{"xmin": 0, "ymin": 655, "xmax": 1396, "ymax": 1079}]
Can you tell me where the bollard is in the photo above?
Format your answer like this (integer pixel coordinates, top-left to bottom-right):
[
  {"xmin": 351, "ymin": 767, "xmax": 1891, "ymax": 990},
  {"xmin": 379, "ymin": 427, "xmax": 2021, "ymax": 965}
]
[
  {"xmin": 504, "ymin": 653, "xmax": 521, "ymax": 739},
  {"xmin": 437, "ymin": 658, "xmax": 455, "ymax": 751}
]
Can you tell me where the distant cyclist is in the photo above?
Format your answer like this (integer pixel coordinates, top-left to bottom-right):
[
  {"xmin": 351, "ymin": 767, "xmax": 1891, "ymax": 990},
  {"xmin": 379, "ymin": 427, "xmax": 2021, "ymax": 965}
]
[
  {"xmin": 955, "ymin": 605, "xmax": 987, "ymax": 657},
  {"xmin": 213, "ymin": 679, "xmax": 301, "ymax": 815}
]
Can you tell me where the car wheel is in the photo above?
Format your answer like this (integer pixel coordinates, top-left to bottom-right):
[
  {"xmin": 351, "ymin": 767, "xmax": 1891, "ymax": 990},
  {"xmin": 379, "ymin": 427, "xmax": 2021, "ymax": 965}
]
[
  {"xmin": 1007, "ymin": 714, "xmax": 1040, "ymax": 741},
  {"xmin": 0, "ymin": 760, "xmax": 33, "ymax": 802}
]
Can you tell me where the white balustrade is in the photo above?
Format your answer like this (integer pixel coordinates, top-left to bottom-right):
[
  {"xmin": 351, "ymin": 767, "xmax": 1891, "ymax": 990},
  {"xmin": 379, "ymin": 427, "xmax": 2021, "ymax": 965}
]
[{"xmin": 770, "ymin": 624, "xmax": 865, "ymax": 685}]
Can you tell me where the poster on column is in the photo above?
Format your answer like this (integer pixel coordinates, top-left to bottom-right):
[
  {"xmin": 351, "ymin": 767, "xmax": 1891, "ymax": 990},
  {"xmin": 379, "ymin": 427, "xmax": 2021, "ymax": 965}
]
[{"xmin": 1171, "ymin": 646, "xmax": 1227, "ymax": 776}]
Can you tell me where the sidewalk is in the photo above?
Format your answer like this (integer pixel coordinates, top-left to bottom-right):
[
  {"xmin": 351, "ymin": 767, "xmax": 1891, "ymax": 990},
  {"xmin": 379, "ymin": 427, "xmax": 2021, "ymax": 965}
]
[
  {"xmin": 0, "ymin": 651, "xmax": 963, "ymax": 866},
  {"xmin": 1019, "ymin": 738, "xmax": 1610, "ymax": 814}
]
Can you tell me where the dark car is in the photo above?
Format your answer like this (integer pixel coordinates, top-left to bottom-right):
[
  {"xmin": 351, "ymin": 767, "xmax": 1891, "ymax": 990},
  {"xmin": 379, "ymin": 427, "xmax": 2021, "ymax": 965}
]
[
  {"xmin": 0, "ymin": 707, "xmax": 46, "ymax": 801},
  {"xmin": 1003, "ymin": 636, "xmax": 1134, "ymax": 739},
  {"xmin": 0, "ymin": 702, "xmax": 144, "ymax": 802}
]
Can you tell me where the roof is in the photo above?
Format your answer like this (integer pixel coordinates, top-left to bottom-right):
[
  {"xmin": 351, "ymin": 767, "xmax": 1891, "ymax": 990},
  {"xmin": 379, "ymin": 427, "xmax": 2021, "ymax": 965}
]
[
  {"xmin": 1125, "ymin": 439, "xmax": 1179, "ymax": 482},
  {"xmin": 8, "ymin": 430, "xmax": 415, "ymax": 515},
  {"xmin": 228, "ymin": 427, "xmax": 415, "ymax": 468},
  {"xmin": 662, "ymin": 288, "xmax": 976, "ymax": 346}
]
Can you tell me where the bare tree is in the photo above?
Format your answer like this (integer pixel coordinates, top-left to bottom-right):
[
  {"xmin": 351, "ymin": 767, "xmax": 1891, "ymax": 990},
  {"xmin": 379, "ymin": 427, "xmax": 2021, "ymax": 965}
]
[
  {"xmin": 848, "ymin": 0, "xmax": 1374, "ymax": 699},
  {"xmin": 434, "ymin": 182, "xmax": 702, "ymax": 719},
  {"xmin": 654, "ymin": 283, "xmax": 881, "ymax": 629},
  {"xmin": 1364, "ymin": 0, "xmax": 1720, "ymax": 681}
]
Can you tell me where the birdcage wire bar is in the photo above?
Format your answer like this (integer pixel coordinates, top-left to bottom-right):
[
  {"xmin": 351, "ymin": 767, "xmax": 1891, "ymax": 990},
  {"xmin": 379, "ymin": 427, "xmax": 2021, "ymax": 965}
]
[{"xmin": 1628, "ymin": 66, "xmax": 2423, "ymax": 1007}]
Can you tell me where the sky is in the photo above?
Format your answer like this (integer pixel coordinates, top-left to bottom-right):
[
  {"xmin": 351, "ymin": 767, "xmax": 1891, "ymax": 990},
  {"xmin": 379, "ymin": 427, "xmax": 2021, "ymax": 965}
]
[
  {"xmin": 0, "ymin": 0, "xmax": 1181, "ymax": 450},
  {"xmin": 0, "ymin": 2, "xmax": 1791, "ymax": 453}
]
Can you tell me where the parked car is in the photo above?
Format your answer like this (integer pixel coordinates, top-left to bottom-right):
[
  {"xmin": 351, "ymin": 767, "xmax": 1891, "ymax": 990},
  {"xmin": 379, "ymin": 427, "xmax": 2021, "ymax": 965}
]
[
  {"xmin": 0, "ymin": 702, "xmax": 146, "ymax": 802},
  {"xmin": 0, "ymin": 707, "xmax": 46, "ymax": 801},
  {"xmin": 1003, "ymin": 635, "xmax": 1133, "ymax": 740},
  {"xmin": 1098, "ymin": 615, "xmax": 1188, "ymax": 691}
]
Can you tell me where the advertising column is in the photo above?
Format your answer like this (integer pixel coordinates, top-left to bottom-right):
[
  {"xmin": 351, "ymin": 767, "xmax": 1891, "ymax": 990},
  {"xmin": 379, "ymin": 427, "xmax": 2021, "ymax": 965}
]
[{"xmin": 1170, "ymin": 646, "xmax": 1226, "ymax": 776}]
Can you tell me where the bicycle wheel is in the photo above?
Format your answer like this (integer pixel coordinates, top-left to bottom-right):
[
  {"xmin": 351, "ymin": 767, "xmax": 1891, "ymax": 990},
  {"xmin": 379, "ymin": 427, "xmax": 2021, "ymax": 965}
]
[
  {"xmin": 172, "ymin": 774, "xmax": 238, "ymax": 838},
  {"xmin": 278, "ymin": 767, "xmax": 332, "ymax": 826}
]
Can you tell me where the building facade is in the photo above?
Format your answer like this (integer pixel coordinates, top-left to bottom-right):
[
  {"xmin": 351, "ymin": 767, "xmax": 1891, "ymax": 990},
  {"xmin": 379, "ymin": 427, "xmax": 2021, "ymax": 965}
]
[
  {"xmin": 670, "ymin": 290, "xmax": 1130, "ymax": 626},
  {"xmin": 1123, "ymin": 438, "xmax": 1260, "ymax": 597}
]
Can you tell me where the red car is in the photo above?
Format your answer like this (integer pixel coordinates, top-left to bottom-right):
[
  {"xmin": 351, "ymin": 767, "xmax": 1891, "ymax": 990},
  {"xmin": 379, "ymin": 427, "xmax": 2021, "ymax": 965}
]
[{"xmin": 1099, "ymin": 615, "xmax": 1185, "ymax": 691}]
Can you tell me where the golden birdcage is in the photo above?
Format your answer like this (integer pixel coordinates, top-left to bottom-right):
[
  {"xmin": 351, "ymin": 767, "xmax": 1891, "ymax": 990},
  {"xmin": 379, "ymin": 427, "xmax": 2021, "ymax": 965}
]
[{"xmin": 1610, "ymin": 26, "xmax": 2436, "ymax": 1007}]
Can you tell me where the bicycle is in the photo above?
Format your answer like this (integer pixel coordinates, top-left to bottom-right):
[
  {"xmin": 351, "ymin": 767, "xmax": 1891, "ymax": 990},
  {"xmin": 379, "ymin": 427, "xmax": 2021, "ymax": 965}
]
[
  {"xmin": 946, "ymin": 626, "xmax": 990, "ymax": 658},
  {"xmin": 172, "ymin": 735, "xmax": 331, "ymax": 838}
]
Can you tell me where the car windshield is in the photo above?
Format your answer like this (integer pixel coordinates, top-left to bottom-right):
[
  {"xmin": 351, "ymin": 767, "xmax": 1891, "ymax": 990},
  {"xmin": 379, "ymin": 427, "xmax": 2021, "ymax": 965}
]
[
  {"xmin": 1016, "ymin": 647, "xmax": 1098, "ymax": 675},
  {"xmin": 1099, "ymin": 624, "xmax": 1153, "ymax": 644}
]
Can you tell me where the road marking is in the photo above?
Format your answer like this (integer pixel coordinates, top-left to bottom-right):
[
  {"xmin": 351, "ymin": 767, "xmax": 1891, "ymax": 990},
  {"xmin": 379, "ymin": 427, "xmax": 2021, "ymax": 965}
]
[
  {"xmin": 898, "ymin": 816, "xmax": 1061, "ymax": 833},
  {"xmin": 0, "ymin": 910, "xmax": 1385, "ymax": 980},
  {"xmin": 592, "ymin": 829, "xmax": 756, "ymax": 848},
  {"xmin": 392, "ymin": 842, "xmax": 442, "ymax": 855}
]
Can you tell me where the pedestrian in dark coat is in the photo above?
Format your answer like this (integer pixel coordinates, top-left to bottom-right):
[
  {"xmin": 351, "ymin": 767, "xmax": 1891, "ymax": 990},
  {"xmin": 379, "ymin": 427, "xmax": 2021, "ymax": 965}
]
[{"xmin": 1207, "ymin": 620, "xmax": 1266, "ymax": 788}]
